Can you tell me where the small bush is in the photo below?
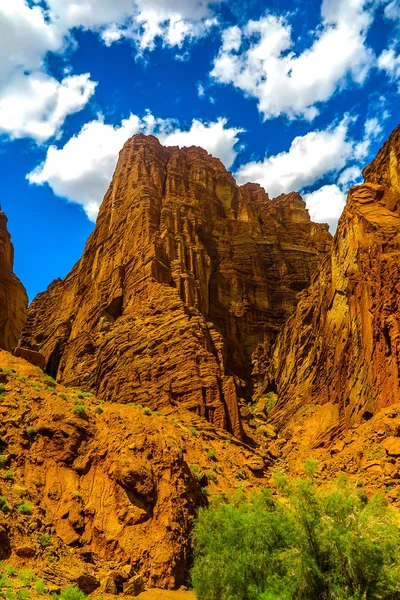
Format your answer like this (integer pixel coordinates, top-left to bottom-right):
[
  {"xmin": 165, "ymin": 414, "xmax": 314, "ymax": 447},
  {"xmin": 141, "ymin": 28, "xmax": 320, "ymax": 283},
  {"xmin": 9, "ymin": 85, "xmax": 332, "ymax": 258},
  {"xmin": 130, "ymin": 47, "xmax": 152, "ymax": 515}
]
[
  {"xmin": 17, "ymin": 502, "xmax": 32, "ymax": 515},
  {"xmin": 0, "ymin": 383, "xmax": 6, "ymax": 394},
  {"xmin": 206, "ymin": 470, "xmax": 218, "ymax": 484},
  {"xmin": 59, "ymin": 393, "xmax": 67, "ymax": 401},
  {"xmin": 36, "ymin": 579, "xmax": 47, "ymax": 595},
  {"xmin": 72, "ymin": 404, "xmax": 86, "ymax": 417},
  {"xmin": 207, "ymin": 449, "xmax": 217, "ymax": 461},
  {"xmin": 94, "ymin": 406, "xmax": 103, "ymax": 415},
  {"xmin": 4, "ymin": 471, "xmax": 14, "ymax": 480},
  {"xmin": 58, "ymin": 585, "xmax": 88, "ymax": 600},
  {"xmin": 26, "ymin": 426, "xmax": 36, "ymax": 437},
  {"xmin": 0, "ymin": 495, "xmax": 10, "ymax": 513},
  {"xmin": 39, "ymin": 533, "xmax": 52, "ymax": 548},
  {"xmin": 191, "ymin": 474, "xmax": 400, "ymax": 600},
  {"xmin": 18, "ymin": 570, "xmax": 35, "ymax": 585},
  {"xmin": 143, "ymin": 407, "xmax": 152, "ymax": 416},
  {"xmin": 0, "ymin": 454, "xmax": 8, "ymax": 468},
  {"xmin": 189, "ymin": 427, "xmax": 199, "ymax": 438}
]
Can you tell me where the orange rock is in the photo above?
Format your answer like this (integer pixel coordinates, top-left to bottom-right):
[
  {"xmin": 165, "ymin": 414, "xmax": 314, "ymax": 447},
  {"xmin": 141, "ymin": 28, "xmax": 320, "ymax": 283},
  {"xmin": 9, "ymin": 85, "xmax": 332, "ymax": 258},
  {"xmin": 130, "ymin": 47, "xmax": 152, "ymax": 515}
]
[
  {"xmin": 264, "ymin": 125, "xmax": 400, "ymax": 440},
  {"xmin": 19, "ymin": 135, "xmax": 330, "ymax": 439},
  {"xmin": 0, "ymin": 207, "xmax": 27, "ymax": 351}
]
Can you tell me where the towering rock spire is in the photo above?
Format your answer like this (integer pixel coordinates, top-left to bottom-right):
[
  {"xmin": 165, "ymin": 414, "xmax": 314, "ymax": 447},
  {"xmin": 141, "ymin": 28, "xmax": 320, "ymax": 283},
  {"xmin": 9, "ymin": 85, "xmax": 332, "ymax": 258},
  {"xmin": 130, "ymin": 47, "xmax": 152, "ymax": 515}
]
[
  {"xmin": 19, "ymin": 134, "xmax": 331, "ymax": 438},
  {"xmin": 0, "ymin": 207, "xmax": 27, "ymax": 350}
]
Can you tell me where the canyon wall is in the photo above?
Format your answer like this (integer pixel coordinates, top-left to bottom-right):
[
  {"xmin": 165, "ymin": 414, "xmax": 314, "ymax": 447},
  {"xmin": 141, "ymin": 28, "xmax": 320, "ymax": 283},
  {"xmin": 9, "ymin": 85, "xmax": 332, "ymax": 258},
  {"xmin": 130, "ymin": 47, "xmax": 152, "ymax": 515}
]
[
  {"xmin": 264, "ymin": 124, "xmax": 400, "ymax": 442},
  {"xmin": 0, "ymin": 207, "xmax": 27, "ymax": 351}
]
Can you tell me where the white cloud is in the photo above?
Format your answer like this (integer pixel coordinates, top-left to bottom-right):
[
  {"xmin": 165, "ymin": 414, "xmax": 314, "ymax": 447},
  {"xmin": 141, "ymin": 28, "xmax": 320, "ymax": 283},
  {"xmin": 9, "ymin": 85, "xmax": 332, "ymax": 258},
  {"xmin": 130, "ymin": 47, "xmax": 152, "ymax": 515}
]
[
  {"xmin": 235, "ymin": 119, "xmax": 352, "ymax": 196},
  {"xmin": 378, "ymin": 47, "xmax": 400, "ymax": 86},
  {"xmin": 211, "ymin": 0, "xmax": 374, "ymax": 120},
  {"xmin": 384, "ymin": 0, "xmax": 400, "ymax": 21},
  {"xmin": 45, "ymin": 0, "xmax": 221, "ymax": 51},
  {"xmin": 0, "ymin": 72, "xmax": 96, "ymax": 143},
  {"xmin": 304, "ymin": 184, "xmax": 346, "ymax": 233},
  {"xmin": 0, "ymin": 0, "xmax": 63, "ymax": 80},
  {"xmin": 159, "ymin": 118, "xmax": 243, "ymax": 168},
  {"xmin": 338, "ymin": 165, "xmax": 362, "ymax": 186},
  {"xmin": 28, "ymin": 114, "xmax": 243, "ymax": 220},
  {"xmin": 0, "ymin": 0, "xmax": 96, "ymax": 143}
]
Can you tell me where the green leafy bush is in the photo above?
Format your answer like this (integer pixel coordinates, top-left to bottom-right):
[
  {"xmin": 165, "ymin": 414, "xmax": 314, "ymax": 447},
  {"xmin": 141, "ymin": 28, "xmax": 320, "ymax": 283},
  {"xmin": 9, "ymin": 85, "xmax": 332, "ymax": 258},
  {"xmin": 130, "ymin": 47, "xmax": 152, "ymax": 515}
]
[
  {"xmin": 35, "ymin": 579, "xmax": 47, "ymax": 595},
  {"xmin": 72, "ymin": 404, "xmax": 86, "ymax": 417},
  {"xmin": 17, "ymin": 502, "xmax": 32, "ymax": 515},
  {"xmin": 191, "ymin": 473, "xmax": 400, "ymax": 600},
  {"xmin": 142, "ymin": 407, "xmax": 152, "ymax": 416},
  {"xmin": 38, "ymin": 533, "xmax": 52, "ymax": 548},
  {"xmin": 57, "ymin": 585, "xmax": 87, "ymax": 600}
]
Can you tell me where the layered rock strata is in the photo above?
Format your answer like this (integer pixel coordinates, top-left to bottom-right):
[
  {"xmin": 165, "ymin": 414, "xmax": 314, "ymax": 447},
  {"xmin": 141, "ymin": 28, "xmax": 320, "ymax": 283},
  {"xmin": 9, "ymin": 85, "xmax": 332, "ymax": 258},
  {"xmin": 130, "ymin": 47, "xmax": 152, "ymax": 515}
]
[
  {"xmin": 20, "ymin": 135, "xmax": 331, "ymax": 438},
  {"xmin": 264, "ymin": 124, "xmax": 400, "ymax": 444},
  {"xmin": 0, "ymin": 207, "xmax": 27, "ymax": 351}
]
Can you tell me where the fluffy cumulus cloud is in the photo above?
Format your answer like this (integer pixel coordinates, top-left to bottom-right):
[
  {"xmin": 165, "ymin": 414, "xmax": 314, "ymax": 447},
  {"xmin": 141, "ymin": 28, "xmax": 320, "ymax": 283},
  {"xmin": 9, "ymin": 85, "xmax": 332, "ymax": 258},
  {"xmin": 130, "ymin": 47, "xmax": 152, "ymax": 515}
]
[
  {"xmin": 236, "ymin": 119, "xmax": 353, "ymax": 196},
  {"xmin": 378, "ymin": 47, "xmax": 400, "ymax": 87},
  {"xmin": 0, "ymin": 0, "xmax": 96, "ymax": 143},
  {"xmin": 211, "ymin": 0, "xmax": 374, "ymax": 120},
  {"xmin": 303, "ymin": 185, "xmax": 347, "ymax": 233},
  {"xmin": 0, "ymin": 73, "xmax": 96, "ymax": 143},
  {"xmin": 28, "ymin": 114, "xmax": 243, "ymax": 220},
  {"xmin": 45, "ymin": 0, "xmax": 221, "ymax": 50}
]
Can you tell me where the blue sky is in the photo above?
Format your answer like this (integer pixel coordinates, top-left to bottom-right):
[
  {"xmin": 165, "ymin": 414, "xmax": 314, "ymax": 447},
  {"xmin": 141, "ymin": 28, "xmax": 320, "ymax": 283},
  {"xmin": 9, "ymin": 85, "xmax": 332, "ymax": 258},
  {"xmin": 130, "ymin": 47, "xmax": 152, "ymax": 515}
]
[{"xmin": 1, "ymin": 0, "xmax": 399, "ymax": 300}]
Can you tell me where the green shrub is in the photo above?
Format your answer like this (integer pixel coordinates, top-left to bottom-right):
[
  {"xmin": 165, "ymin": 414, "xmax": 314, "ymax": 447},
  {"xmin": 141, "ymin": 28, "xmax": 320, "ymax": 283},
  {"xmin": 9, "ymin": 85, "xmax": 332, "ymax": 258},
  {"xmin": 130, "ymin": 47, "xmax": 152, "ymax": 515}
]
[
  {"xmin": 207, "ymin": 449, "xmax": 217, "ymax": 461},
  {"xmin": 35, "ymin": 579, "xmax": 47, "ymax": 595},
  {"xmin": 16, "ymin": 589, "xmax": 30, "ymax": 600},
  {"xmin": 17, "ymin": 502, "xmax": 32, "ymax": 515},
  {"xmin": 72, "ymin": 404, "xmax": 86, "ymax": 417},
  {"xmin": 59, "ymin": 393, "xmax": 67, "ymax": 401},
  {"xmin": 206, "ymin": 470, "xmax": 218, "ymax": 484},
  {"xmin": 57, "ymin": 585, "xmax": 87, "ymax": 600},
  {"xmin": 18, "ymin": 570, "xmax": 35, "ymax": 585},
  {"xmin": 25, "ymin": 426, "xmax": 36, "ymax": 437},
  {"xmin": 143, "ymin": 407, "xmax": 152, "ymax": 416},
  {"xmin": 39, "ymin": 533, "xmax": 52, "ymax": 548},
  {"xmin": 4, "ymin": 471, "xmax": 14, "ymax": 480},
  {"xmin": 189, "ymin": 427, "xmax": 199, "ymax": 438},
  {"xmin": 0, "ymin": 495, "xmax": 10, "ymax": 513},
  {"xmin": 191, "ymin": 473, "xmax": 400, "ymax": 600},
  {"xmin": 0, "ymin": 454, "xmax": 8, "ymax": 468},
  {"xmin": 0, "ymin": 383, "xmax": 6, "ymax": 394}
]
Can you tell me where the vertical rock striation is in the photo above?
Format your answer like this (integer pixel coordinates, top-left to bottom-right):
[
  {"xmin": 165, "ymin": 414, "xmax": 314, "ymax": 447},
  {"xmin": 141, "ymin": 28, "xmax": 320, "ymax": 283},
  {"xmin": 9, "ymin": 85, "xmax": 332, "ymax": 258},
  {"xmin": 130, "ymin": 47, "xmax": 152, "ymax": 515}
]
[
  {"xmin": 0, "ymin": 207, "xmax": 27, "ymax": 350},
  {"xmin": 265, "ymin": 125, "xmax": 400, "ymax": 440},
  {"xmin": 20, "ymin": 135, "xmax": 331, "ymax": 438}
]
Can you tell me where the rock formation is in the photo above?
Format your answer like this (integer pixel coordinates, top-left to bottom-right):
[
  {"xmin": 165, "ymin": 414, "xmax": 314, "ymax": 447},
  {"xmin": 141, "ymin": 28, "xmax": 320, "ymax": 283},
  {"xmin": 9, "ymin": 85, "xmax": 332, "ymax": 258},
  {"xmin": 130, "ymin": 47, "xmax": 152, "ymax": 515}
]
[
  {"xmin": 0, "ymin": 350, "xmax": 268, "ymax": 589},
  {"xmin": 0, "ymin": 206, "xmax": 27, "ymax": 351},
  {"xmin": 264, "ymin": 124, "xmax": 400, "ymax": 446},
  {"xmin": 19, "ymin": 135, "xmax": 331, "ymax": 439}
]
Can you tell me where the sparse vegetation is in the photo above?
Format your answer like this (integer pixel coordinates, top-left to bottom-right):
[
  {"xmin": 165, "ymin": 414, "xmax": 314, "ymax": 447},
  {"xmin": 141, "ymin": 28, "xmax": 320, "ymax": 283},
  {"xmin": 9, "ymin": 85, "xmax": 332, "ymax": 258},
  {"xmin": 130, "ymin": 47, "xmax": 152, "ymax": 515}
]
[
  {"xmin": 16, "ymin": 502, "xmax": 32, "ymax": 515},
  {"xmin": 25, "ymin": 426, "xmax": 36, "ymax": 438},
  {"xmin": 4, "ymin": 471, "xmax": 14, "ymax": 481},
  {"xmin": 0, "ymin": 455, "xmax": 8, "ymax": 468},
  {"xmin": 59, "ymin": 393, "xmax": 67, "ymax": 400},
  {"xmin": 57, "ymin": 585, "xmax": 88, "ymax": 600},
  {"xmin": 0, "ymin": 495, "xmax": 10, "ymax": 513},
  {"xmin": 189, "ymin": 427, "xmax": 199, "ymax": 437},
  {"xmin": 192, "ymin": 471, "xmax": 400, "ymax": 600},
  {"xmin": 207, "ymin": 449, "xmax": 217, "ymax": 461},
  {"xmin": 35, "ymin": 579, "xmax": 47, "ymax": 595},
  {"xmin": 143, "ymin": 407, "xmax": 152, "ymax": 416},
  {"xmin": 72, "ymin": 404, "xmax": 86, "ymax": 417},
  {"xmin": 38, "ymin": 534, "xmax": 52, "ymax": 548}
]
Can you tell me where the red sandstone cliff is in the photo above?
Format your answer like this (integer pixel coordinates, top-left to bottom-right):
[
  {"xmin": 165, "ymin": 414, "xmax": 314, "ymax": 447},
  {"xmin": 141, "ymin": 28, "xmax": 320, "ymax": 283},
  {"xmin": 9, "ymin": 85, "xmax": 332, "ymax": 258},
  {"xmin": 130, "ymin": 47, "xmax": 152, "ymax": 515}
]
[
  {"xmin": 19, "ymin": 135, "xmax": 331, "ymax": 439},
  {"xmin": 263, "ymin": 124, "xmax": 400, "ymax": 445},
  {"xmin": 0, "ymin": 207, "xmax": 27, "ymax": 351}
]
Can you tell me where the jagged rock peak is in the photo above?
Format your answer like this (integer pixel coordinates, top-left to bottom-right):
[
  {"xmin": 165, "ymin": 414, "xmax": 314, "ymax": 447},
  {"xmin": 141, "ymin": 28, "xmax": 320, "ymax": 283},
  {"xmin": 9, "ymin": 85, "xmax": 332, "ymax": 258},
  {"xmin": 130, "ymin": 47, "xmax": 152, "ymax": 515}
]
[
  {"xmin": 263, "ymin": 123, "xmax": 400, "ymax": 446},
  {"xmin": 20, "ymin": 134, "xmax": 331, "ymax": 439}
]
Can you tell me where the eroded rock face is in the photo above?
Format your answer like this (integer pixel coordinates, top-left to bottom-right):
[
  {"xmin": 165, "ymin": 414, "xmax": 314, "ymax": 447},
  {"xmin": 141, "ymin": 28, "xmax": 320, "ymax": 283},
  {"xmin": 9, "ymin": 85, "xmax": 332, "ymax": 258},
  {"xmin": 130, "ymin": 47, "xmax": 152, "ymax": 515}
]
[
  {"xmin": 0, "ymin": 208, "xmax": 27, "ymax": 351},
  {"xmin": 20, "ymin": 135, "xmax": 331, "ymax": 438},
  {"xmin": 264, "ymin": 124, "xmax": 400, "ymax": 443},
  {"xmin": 0, "ymin": 350, "xmax": 268, "ymax": 588}
]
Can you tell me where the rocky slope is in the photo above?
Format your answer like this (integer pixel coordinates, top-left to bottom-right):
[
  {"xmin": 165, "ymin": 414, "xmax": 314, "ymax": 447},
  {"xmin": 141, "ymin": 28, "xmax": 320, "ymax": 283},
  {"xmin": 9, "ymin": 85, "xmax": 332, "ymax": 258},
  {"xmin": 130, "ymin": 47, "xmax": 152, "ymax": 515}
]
[
  {"xmin": 19, "ymin": 135, "xmax": 331, "ymax": 440},
  {"xmin": 0, "ymin": 350, "xmax": 268, "ymax": 591},
  {"xmin": 262, "ymin": 124, "xmax": 400, "ymax": 453},
  {"xmin": 0, "ymin": 207, "xmax": 27, "ymax": 351}
]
